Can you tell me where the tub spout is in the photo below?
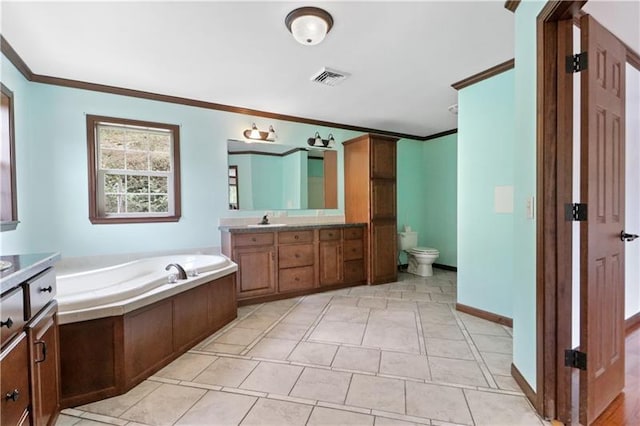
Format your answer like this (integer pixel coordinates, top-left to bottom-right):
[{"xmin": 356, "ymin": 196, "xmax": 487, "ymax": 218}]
[{"xmin": 165, "ymin": 263, "xmax": 188, "ymax": 280}]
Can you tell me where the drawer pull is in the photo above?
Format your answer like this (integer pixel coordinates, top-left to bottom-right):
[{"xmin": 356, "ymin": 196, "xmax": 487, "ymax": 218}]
[
  {"xmin": 0, "ymin": 317, "xmax": 13, "ymax": 329},
  {"xmin": 328, "ymin": 233, "xmax": 333, "ymax": 237},
  {"xmin": 39, "ymin": 285, "xmax": 53, "ymax": 293},
  {"xmin": 5, "ymin": 389, "xmax": 19, "ymax": 402},
  {"xmin": 295, "ymin": 254, "xmax": 300, "ymax": 258},
  {"xmin": 35, "ymin": 340, "xmax": 47, "ymax": 363},
  {"xmin": 294, "ymin": 235, "xmax": 299, "ymax": 240},
  {"xmin": 251, "ymin": 237, "xmax": 257, "ymax": 242},
  {"xmin": 295, "ymin": 277, "xmax": 300, "ymax": 281}
]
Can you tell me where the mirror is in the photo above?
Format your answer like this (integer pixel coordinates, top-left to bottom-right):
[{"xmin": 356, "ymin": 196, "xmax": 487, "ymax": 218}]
[
  {"xmin": 227, "ymin": 139, "xmax": 337, "ymax": 210},
  {"xmin": 1, "ymin": 83, "xmax": 18, "ymax": 231}
]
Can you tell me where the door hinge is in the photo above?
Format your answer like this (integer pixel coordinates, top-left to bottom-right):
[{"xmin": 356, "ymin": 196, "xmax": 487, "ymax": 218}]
[
  {"xmin": 565, "ymin": 349, "xmax": 587, "ymax": 370},
  {"xmin": 565, "ymin": 203, "xmax": 587, "ymax": 221},
  {"xmin": 566, "ymin": 52, "xmax": 588, "ymax": 73}
]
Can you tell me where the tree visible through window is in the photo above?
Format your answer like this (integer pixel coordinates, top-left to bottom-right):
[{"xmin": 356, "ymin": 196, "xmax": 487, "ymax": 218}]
[{"xmin": 87, "ymin": 115, "xmax": 181, "ymax": 224}]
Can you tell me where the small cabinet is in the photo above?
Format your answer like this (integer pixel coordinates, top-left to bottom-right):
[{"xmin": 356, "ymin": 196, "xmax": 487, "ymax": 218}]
[
  {"xmin": 28, "ymin": 302, "xmax": 60, "ymax": 426},
  {"xmin": 1, "ymin": 333, "xmax": 31, "ymax": 426},
  {"xmin": 319, "ymin": 228, "xmax": 343, "ymax": 286},
  {"xmin": 234, "ymin": 246, "xmax": 276, "ymax": 298}
]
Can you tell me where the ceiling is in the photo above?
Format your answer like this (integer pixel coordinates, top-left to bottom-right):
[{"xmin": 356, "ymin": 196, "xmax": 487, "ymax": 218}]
[
  {"xmin": 1, "ymin": 1, "xmax": 516, "ymax": 138},
  {"xmin": 3, "ymin": 2, "xmax": 635, "ymax": 138}
]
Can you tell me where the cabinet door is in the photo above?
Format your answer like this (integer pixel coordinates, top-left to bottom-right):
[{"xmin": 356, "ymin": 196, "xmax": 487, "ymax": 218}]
[
  {"xmin": 370, "ymin": 222, "xmax": 397, "ymax": 284},
  {"xmin": 1, "ymin": 334, "xmax": 31, "ymax": 426},
  {"xmin": 370, "ymin": 138, "xmax": 396, "ymax": 179},
  {"xmin": 28, "ymin": 303, "xmax": 60, "ymax": 426},
  {"xmin": 319, "ymin": 240, "xmax": 343, "ymax": 286},
  {"xmin": 371, "ymin": 180, "xmax": 396, "ymax": 220},
  {"xmin": 234, "ymin": 246, "xmax": 276, "ymax": 298}
]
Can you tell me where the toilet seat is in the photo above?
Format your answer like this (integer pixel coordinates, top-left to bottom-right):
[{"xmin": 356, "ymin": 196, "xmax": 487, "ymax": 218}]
[{"xmin": 409, "ymin": 247, "xmax": 439, "ymax": 255}]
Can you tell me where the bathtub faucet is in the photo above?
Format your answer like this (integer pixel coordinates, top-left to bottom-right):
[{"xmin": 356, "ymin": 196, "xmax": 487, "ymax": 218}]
[{"xmin": 165, "ymin": 263, "xmax": 188, "ymax": 280}]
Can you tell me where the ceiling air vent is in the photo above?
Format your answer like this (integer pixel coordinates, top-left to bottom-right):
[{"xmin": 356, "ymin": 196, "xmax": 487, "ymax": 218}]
[{"xmin": 310, "ymin": 67, "xmax": 350, "ymax": 87}]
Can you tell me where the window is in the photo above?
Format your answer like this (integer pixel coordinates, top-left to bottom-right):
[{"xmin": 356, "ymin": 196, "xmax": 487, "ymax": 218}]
[
  {"xmin": 87, "ymin": 115, "xmax": 181, "ymax": 224},
  {"xmin": 228, "ymin": 165, "xmax": 239, "ymax": 209},
  {"xmin": 1, "ymin": 83, "xmax": 18, "ymax": 231}
]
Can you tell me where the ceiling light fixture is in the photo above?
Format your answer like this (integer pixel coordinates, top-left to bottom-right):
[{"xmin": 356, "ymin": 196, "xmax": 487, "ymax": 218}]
[
  {"xmin": 307, "ymin": 132, "xmax": 335, "ymax": 148},
  {"xmin": 285, "ymin": 7, "xmax": 334, "ymax": 46},
  {"xmin": 243, "ymin": 123, "xmax": 277, "ymax": 141}
]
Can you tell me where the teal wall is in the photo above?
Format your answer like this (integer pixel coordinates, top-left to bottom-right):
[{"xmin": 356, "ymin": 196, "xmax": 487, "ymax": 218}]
[
  {"xmin": 512, "ymin": 0, "xmax": 545, "ymax": 391},
  {"xmin": 0, "ymin": 54, "xmax": 370, "ymax": 257},
  {"xmin": 457, "ymin": 70, "xmax": 515, "ymax": 319},
  {"xmin": 397, "ymin": 134, "xmax": 457, "ymax": 267},
  {"xmin": 250, "ymin": 154, "xmax": 284, "ymax": 210},
  {"xmin": 308, "ymin": 158, "xmax": 324, "ymax": 177}
]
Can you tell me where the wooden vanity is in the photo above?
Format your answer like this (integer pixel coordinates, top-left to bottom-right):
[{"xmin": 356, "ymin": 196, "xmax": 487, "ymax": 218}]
[
  {"xmin": 1, "ymin": 253, "xmax": 61, "ymax": 426},
  {"xmin": 220, "ymin": 224, "xmax": 367, "ymax": 305}
]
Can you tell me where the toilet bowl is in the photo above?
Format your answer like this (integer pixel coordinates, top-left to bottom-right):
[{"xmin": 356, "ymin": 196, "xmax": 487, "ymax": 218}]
[
  {"xmin": 407, "ymin": 247, "xmax": 440, "ymax": 277},
  {"xmin": 398, "ymin": 230, "xmax": 439, "ymax": 277}
]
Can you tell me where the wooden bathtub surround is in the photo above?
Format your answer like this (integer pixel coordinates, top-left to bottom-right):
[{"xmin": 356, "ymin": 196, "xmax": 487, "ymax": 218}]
[
  {"xmin": 59, "ymin": 273, "xmax": 237, "ymax": 408},
  {"xmin": 343, "ymin": 134, "xmax": 398, "ymax": 285},
  {"xmin": 221, "ymin": 224, "xmax": 367, "ymax": 305},
  {"xmin": 1, "ymin": 256, "xmax": 61, "ymax": 426}
]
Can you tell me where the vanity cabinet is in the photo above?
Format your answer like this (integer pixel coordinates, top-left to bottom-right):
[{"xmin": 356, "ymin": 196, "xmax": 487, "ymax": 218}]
[
  {"xmin": 221, "ymin": 224, "xmax": 366, "ymax": 304},
  {"xmin": 1, "ymin": 254, "xmax": 61, "ymax": 426},
  {"xmin": 344, "ymin": 134, "xmax": 398, "ymax": 285}
]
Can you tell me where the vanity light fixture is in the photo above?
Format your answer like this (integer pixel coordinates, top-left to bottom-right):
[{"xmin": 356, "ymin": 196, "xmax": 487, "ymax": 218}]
[
  {"xmin": 285, "ymin": 7, "xmax": 334, "ymax": 46},
  {"xmin": 243, "ymin": 123, "xmax": 277, "ymax": 142},
  {"xmin": 307, "ymin": 132, "xmax": 335, "ymax": 148}
]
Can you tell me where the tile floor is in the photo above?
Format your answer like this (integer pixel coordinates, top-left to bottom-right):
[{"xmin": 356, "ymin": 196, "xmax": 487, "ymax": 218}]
[{"xmin": 57, "ymin": 270, "xmax": 547, "ymax": 426}]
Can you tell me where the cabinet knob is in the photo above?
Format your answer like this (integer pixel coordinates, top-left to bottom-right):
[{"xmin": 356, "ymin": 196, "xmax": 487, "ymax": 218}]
[
  {"xmin": 0, "ymin": 317, "xmax": 13, "ymax": 329},
  {"xmin": 39, "ymin": 285, "xmax": 53, "ymax": 293},
  {"xmin": 328, "ymin": 233, "xmax": 333, "ymax": 237},
  {"xmin": 5, "ymin": 389, "xmax": 19, "ymax": 402},
  {"xmin": 295, "ymin": 277, "xmax": 300, "ymax": 281},
  {"xmin": 251, "ymin": 237, "xmax": 257, "ymax": 242},
  {"xmin": 294, "ymin": 235, "xmax": 299, "ymax": 240},
  {"xmin": 295, "ymin": 254, "xmax": 300, "ymax": 258}
]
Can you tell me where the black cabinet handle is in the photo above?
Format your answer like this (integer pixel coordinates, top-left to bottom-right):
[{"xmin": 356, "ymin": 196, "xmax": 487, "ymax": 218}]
[
  {"xmin": 35, "ymin": 340, "xmax": 47, "ymax": 363},
  {"xmin": 39, "ymin": 285, "xmax": 53, "ymax": 293},
  {"xmin": 1, "ymin": 317, "xmax": 13, "ymax": 329},
  {"xmin": 5, "ymin": 389, "xmax": 19, "ymax": 402},
  {"xmin": 621, "ymin": 231, "xmax": 639, "ymax": 242},
  {"xmin": 295, "ymin": 253, "xmax": 300, "ymax": 258}
]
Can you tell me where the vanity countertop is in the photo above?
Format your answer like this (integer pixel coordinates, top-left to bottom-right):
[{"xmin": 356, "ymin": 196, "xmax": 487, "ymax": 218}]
[
  {"xmin": 219, "ymin": 222, "xmax": 367, "ymax": 233},
  {"xmin": 1, "ymin": 252, "xmax": 61, "ymax": 294}
]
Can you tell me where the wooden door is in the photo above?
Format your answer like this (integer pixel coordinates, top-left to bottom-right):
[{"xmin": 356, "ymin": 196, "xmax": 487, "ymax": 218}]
[
  {"xmin": 319, "ymin": 240, "xmax": 343, "ymax": 286},
  {"xmin": 29, "ymin": 304, "xmax": 60, "ymax": 426},
  {"xmin": 579, "ymin": 14, "xmax": 626, "ymax": 425},
  {"xmin": 234, "ymin": 246, "xmax": 276, "ymax": 298},
  {"xmin": 370, "ymin": 138, "xmax": 396, "ymax": 179},
  {"xmin": 370, "ymin": 222, "xmax": 397, "ymax": 284},
  {"xmin": 371, "ymin": 180, "xmax": 396, "ymax": 220}
]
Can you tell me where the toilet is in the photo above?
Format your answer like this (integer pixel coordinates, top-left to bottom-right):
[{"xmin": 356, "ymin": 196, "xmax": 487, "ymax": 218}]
[{"xmin": 398, "ymin": 230, "xmax": 439, "ymax": 277}]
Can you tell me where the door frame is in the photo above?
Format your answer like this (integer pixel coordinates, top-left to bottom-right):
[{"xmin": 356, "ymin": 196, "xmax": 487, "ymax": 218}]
[{"xmin": 536, "ymin": 1, "xmax": 640, "ymax": 423}]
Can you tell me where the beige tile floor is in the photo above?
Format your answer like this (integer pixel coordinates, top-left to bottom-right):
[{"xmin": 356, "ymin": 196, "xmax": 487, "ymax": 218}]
[{"xmin": 58, "ymin": 270, "xmax": 547, "ymax": 426}]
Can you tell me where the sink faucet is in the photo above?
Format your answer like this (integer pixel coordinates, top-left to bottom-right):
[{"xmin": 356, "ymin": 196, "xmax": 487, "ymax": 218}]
[
  {"xmin": 260, "ymin": 215, "xmax": 269, "ymax": 225},
  {"xmin": 165, "ymin": 263, "xmax": 188, "ymax": 280}
]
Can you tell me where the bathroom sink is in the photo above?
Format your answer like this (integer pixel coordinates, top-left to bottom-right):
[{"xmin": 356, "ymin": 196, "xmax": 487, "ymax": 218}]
[{"xmin": 246, "ymin": 224, "xmax": 287, "ymax": 228}]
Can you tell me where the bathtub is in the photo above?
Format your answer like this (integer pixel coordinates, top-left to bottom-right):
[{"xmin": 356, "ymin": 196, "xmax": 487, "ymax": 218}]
[{"xmin": 56, "ymin": 254, "xmax": 237, "ymax": 324}]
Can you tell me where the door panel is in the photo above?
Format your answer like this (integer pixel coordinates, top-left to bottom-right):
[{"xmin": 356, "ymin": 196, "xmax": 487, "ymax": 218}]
[
  {"xmin": 371, "ymin": 222, "xmax": 397, "ymax": 284},
  {"xmin": 580, "ymin": 14, "xmax": 626, "ymax": 425}
]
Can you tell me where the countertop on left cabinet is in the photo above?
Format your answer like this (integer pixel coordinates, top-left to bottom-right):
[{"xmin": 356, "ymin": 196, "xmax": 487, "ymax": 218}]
[{"xmin": 1, "ymin": 252, "xmax": 61, "ymax": 294}]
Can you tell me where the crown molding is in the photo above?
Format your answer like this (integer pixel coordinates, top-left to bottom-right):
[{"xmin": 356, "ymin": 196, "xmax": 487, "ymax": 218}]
[
  {"xmin": 451, "ymin": 59, "xmax": 515, "ymax": 90},
  {"xmin": 504, "ymin": 1, "xmax": 521, "ymax": 13}
]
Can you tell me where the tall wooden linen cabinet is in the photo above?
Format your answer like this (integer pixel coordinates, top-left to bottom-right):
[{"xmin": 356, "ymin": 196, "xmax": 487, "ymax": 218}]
[{"xmin": 343, "ymin": 134, "xmax": 398, "ymax": 285}]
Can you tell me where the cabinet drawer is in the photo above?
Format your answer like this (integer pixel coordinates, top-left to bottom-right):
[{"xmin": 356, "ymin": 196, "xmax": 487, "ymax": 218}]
[
  {"xmin": 278, "ymin": 266, "xmax": 314, "ymax": 293},
  {"xmin": 344, "ymin": 227, "xmax": 364, "ymax": 240},
  {"xmin": 343, "ymin": 240, "xmax": 364, "ymax": 261},
  {"xmin": 278, "ymin": 244, "xmax": 314, "ymax": 268},
  {"xmin": 26, "ymin": 268, "xmax": 56, "ymax": 320},
  {"xmin": 279, "ymin": 230, "xmax": 313, "ymax": 244},
  {"xmin": 1, "ymin": 287, "xmax": 26, "ymax": 347},
  {"xmin": 319, "ymin": 229, "xmax": 341, "ymax": 241},
  {"xmin": 234, "ymin": 232, "xmax": 274, "ymax": 247},
  {"xmin": 344, "ymin": 260, "xmax": 365, "ymax": 283},
  {"xmin": 0, "ymin": 334, "xmax": 31, "ymax": 425}
]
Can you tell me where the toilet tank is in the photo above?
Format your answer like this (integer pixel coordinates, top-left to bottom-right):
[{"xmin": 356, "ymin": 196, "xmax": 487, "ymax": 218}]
[{"xmin": 398, "ymin": 231, "xmax": 418, "ymax": 250}]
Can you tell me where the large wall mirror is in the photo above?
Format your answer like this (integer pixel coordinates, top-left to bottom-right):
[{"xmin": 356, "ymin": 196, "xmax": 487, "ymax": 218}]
[
  {"xmin": 227, "ymin": 140, "xmax": 338, "ymax": 210},
  {"xmin": 1, "ymin": 83, "xmax": 18, "ymax": 231}
]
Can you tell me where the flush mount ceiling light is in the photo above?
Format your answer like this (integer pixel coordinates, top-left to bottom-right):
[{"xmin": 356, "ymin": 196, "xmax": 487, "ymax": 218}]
[
  {"xmin": 285, "ymin": 7, "xmax": 334, "ymax": 46},
  {"xmin": 243, "ymin": 123, "xmax": 277, "ymax": 142}
]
